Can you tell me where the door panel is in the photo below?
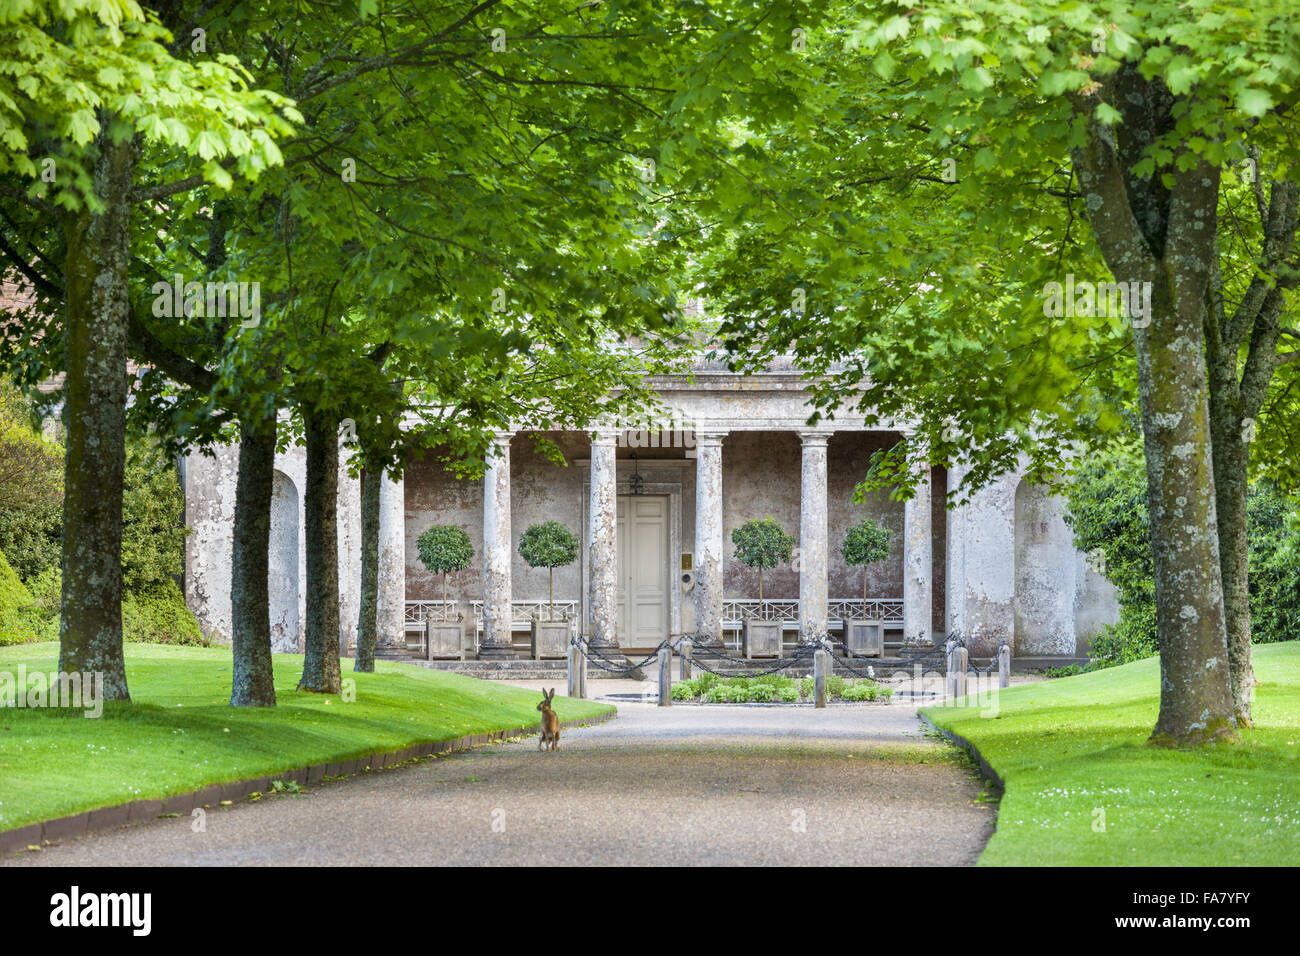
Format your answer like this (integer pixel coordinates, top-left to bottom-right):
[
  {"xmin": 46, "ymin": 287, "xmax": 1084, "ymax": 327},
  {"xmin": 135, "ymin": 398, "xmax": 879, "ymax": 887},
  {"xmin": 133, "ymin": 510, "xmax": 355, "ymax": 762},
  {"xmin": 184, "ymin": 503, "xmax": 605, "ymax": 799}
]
[{"xmin": 615, "ymin": 495, "xmax": 669, "ymax": 645}]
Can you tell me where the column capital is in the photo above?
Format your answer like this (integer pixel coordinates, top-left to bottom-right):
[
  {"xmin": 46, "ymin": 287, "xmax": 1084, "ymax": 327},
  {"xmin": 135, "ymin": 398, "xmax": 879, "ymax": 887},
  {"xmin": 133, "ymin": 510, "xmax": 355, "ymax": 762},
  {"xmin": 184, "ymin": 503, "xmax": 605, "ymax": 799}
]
[
  {"xmin": 797, "ymin": 430, "xmax": 831, "ymax": 447},
  {"xmin": 694, "ymin": 429, "xmax": 728, "ymax": 447},
  {"xmin": 589, "ymin": 427, "xmax": 620, "ymax": 445}
]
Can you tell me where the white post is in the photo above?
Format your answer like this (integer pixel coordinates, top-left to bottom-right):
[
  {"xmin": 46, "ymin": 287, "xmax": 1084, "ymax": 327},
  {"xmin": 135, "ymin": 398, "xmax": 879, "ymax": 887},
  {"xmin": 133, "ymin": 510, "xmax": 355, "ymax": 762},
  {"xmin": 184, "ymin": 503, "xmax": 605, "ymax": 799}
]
[
  {"xmin": 998, "ymin": 643, "xmax": 1011, "ymax": 689},
  {"xmin": 680, "ymin": 640, "xmax": 693, "ymax": 680},
  {"xmin": 479, "ymin": 432, "xmax": 514, "ymax": 659},
  {"xmin": 798, "ymin": 431, "xmax": 830, "ymax": 644},
  {"xmin": 588, "ymin": 429, "xmax": 620, "ymax": 653},
  {"xmin": 693, "ymin": 432, "xmax": 726, "ymax": 647}
]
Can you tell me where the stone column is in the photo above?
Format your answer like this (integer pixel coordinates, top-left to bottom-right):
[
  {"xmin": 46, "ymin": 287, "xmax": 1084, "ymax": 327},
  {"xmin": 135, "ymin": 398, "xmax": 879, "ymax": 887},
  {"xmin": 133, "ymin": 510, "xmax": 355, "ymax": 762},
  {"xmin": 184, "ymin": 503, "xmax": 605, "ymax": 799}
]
[
  {"xmin": 375, "ymin": 472, "xmax": 406, "ymax": 647},
  {"xmin": 693, "ymin": 431, "xmax": 726, "ymax": 647},
  {"xmin": 479, "ymin": 432, "xmax": 514, "ymax": 659},
  {"xmin": 798, "ymin": 431, "xmax": 830, "ymax": 643},
  {"xmin": 587, "ymin": 429, "xmax": 620, "ymax": 652},
  {"xmin": 903, "ymin": 461, "xmax": 934, "ymax": 646}
]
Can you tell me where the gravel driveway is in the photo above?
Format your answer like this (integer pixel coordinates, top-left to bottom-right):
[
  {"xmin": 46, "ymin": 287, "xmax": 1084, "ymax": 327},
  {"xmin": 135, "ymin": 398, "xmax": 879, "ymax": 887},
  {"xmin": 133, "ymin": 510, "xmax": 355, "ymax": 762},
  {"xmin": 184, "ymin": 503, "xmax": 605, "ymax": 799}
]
[{"xmin": 4, "ymin": 701, "xmax": 996, "ymax": 866}]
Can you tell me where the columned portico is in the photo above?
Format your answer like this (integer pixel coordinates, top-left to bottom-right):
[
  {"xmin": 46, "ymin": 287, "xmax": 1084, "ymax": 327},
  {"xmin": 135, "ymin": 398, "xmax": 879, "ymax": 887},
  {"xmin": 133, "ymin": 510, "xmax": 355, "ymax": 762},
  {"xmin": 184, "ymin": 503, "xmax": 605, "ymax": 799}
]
[
  {"xmin": 376, "ymin": 471, "xmax": 406, "ymax": 647},
  {"xmin": 479, "ymin": 431, "xmax": 514, "ymax": 659},
  {"xmin": 903, "ymin": 454, "xmax": 933, "ymax": 645},
  {"xmin": 587, "ymin": 429, "xmax": 620, "ymax": 650},
  {"xmin": 798, "ymin": 431, "xmax": 830, "ymax": 643},
  {"xmin": 693, "ymin": 431, "xmax": 726, "ymax": 646}
]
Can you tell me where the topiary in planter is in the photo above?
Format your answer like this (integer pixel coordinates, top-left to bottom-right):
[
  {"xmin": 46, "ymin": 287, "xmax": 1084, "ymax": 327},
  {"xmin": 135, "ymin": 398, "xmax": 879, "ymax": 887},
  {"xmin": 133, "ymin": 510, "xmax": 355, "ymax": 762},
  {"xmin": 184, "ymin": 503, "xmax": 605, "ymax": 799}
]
[
  {"xmin": 842, "ymin": 517, "xmax": 892, "ymax": 603},
  {"xmin": 518, "ymin": 520, "xmax": 579, "ymax": 621},
  {"xmin": 416, "ymin": 525, "xmax": 474, "ymax": 620},
  {"xmin": 731, "ymin": 515, "xmax": 795, "ymax": 603}
]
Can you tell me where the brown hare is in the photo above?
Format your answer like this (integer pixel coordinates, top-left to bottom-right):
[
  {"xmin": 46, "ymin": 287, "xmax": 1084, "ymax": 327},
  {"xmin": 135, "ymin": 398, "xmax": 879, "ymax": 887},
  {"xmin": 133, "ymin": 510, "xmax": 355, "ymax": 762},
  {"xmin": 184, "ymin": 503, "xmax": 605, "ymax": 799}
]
[{"xmin": 537, "ymin": 688, "xmax": 560, "ymax": 751}]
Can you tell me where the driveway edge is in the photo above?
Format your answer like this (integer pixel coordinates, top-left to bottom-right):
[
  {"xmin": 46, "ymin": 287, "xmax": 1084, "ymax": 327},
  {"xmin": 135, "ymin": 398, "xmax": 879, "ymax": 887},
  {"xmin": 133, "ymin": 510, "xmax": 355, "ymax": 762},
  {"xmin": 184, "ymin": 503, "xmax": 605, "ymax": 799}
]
[{"xmin": 1, "ymin": 708, "xmax": 616, "ymax": 857}]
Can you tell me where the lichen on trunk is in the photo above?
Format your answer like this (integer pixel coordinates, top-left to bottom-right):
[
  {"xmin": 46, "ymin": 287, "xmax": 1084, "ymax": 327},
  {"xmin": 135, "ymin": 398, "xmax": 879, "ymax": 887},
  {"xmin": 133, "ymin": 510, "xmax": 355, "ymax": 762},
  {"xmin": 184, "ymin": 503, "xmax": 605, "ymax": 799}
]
[
  {"xmin": 354, "ymin": 461, "xmax": 380, "ymax": 674},
  {"xmin": 58, "ymin": 125, "xmax": 136, "ymax": 702}
]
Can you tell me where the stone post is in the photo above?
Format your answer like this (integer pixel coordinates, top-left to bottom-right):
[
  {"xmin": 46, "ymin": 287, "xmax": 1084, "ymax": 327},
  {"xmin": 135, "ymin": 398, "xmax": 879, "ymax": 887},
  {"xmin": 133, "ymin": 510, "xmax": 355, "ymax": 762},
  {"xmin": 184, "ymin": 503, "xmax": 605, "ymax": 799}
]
[
  {"xmin": 587, "ymin": 429, "xmax": 620, "ymax": 653},
  {"xmin": 814, "ymin": 648, "xmax": 830, "ymax": 708},
  {"xmin": 376, "ymin": 471, "xmax": 405, "ymax": 648},
  {"xmin": 657, "ymin": 647, "xmax": 671, "ymax": 706},
  {"xmin": 693, "ymin": 431, "xmax": 726, "ymax": 647},
  {"xmin": 798, "ymin": 431, "xmax": 830, "ymax": 644},
  {"xmin": 479, "ymin": 432, "xmax": 514, "ymax": 659},
  {"xmin": 998, "ymin": 642, "xmax": 1011, "ymax": 689},
  {"xmin": 903, "ymin": 454, "xmax": 933, "ymax": 646}
]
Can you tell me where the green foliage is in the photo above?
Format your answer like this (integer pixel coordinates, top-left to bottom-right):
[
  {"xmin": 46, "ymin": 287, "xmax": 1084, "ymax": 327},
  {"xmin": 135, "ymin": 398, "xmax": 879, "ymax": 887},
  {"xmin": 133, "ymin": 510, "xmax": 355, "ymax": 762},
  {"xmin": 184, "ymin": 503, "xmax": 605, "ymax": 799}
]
[
  {"xmin": 671, "ymin": 671, "xmax": 888, "ymax": 703},
  {"xmin": 0, "ymin": 498, "xmax": 60, "ymax": 584},
  {"xmin": 1066, "ymin": 445, "xmax": 1300, "ymax": 668},
  {"xmin": 0, "ymin": 545, "xmax": 40, "ymax": 645},
  {"xmin": 121, "ymin": 581, "xmax": 207, "ymax": 647},
  {"xmin": 731, "ymin": 516, "xmax": 795, "ymax": 571},
  {"xmin": 0, "ymin": 387, "xmax": 61, "ymax": 582},
  {"xmin": 517, "ymin": 521, "xmax": 579, "ymax": 570},
  {"xmin": 121, "ymin": 438, "xmax": 189, "ymax": 592},
  {"xmin": 416, "ymin": 526, "xmax": 474, "ymax": 575},
  {"xmin": 841, "ymin": 518, "xmax": 891, "ymax": 567}
]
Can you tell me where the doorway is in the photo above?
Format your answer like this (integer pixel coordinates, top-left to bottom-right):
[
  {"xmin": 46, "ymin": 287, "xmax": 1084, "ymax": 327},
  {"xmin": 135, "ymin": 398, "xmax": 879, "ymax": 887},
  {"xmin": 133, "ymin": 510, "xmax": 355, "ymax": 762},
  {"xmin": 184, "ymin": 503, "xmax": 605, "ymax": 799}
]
[{"xmin": 616, "ymin": 495, "xmax": 669, "ymax": 647}]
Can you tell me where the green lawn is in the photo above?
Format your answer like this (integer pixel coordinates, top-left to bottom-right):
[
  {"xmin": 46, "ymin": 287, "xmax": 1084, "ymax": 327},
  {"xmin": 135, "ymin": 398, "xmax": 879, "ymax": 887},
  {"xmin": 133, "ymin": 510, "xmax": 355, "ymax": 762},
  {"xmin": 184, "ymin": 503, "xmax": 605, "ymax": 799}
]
[
  {"xmin": 923, "ymin": 641, "xmax": 1300, "ymax": 866},
  {"xmin": 0, "ymin": 642, "xmax": 612, "ymax": 832}
]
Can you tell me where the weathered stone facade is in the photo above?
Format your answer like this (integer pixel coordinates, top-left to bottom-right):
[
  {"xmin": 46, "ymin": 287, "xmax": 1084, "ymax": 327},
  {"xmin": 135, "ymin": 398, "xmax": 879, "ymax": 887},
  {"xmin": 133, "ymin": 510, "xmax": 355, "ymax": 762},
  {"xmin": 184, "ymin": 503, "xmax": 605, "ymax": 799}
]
[{"xmin": 183, "ymin": 361, "xmax": 1117, "ymax": 658}]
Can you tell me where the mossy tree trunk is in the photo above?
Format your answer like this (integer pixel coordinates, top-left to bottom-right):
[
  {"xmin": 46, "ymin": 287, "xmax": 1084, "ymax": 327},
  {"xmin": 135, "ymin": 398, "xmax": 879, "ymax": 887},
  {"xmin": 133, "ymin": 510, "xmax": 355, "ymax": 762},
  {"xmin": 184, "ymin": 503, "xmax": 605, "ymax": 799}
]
[
  {"xmin": 1203, "ymin": 179, "xmax": 1299, "ymax": 727},
  {"xmin": 300, "ymin": 406, "xmax": 342, "ymax": 693},
  {"xmin": 58, "ymin": 124, "xmax": 135, "ymax": 702},
  {"xmin": 230, "ymin": 416, "xmax": 277, "ymax": 706},
  {"xmin": 354, "ymin": 462, "xmax": 380, "ymax": 673},
  {"xmin": 1072, "ymin": 67, "xmax": 1237, "ymax": 746}
]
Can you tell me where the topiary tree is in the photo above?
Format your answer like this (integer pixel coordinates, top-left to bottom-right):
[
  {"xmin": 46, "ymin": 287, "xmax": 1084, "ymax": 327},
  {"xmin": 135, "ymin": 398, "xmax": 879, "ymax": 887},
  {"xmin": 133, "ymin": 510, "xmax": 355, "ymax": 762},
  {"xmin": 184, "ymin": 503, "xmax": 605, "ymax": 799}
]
[
  {"xmin": 842, "ymin": 517, "xmax": 892, "ymax": 603},
  {"xmin": 417, "ymin": 526, "xmax": 474, "ymax": 620},
  {"xmin": 518, "ymin": 521, "xmax": 579, "ymax": 620},
  {"xmin": 731, "ymin": 515, "xmax": 795, "ymax": 603}
]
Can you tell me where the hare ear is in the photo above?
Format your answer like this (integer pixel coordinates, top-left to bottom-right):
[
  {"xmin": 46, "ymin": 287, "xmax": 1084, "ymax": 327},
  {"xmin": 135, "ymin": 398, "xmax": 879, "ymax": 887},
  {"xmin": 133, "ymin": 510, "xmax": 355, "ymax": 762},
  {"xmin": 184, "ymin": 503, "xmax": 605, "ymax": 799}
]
[{"xmin": 548, "ymin": 688, "xmax": 556, "ymax": 701}]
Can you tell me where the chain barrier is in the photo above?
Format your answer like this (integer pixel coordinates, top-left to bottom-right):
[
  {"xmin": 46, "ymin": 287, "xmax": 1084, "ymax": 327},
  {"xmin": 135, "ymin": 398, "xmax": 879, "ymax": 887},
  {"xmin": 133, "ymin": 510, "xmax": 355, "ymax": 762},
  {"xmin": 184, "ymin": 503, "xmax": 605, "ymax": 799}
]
[{"xmin": 569, "ymin": 636, "xmax": 667, "ymax": 677}]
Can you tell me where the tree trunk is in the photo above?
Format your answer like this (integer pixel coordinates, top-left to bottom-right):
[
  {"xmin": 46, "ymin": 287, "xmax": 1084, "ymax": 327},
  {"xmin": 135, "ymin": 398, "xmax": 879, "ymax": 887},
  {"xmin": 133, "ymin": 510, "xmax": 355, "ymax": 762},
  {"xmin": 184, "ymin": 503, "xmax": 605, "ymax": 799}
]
[
  {"xmin": 1206, "ymin": 334, "xmax": 1254, "ymax": 727},
  {"xmin": 58, "ymin": 126, "xmax": 135, "ymax": 701},
  {"xmin": 230, "ymin": 417, "xmax": 277, "ymax": 706},
  {"xmin": 1071, "ymin": 71, "xmax": 1237, "ymax": 746},
  {"xmin": 354, "ymin": 463, "xmax": 380, "ymax": 673},
  {"xmin": 300, "ymin": 406, "xmax": 342, "ymax": 693},
  {"xmin": 1135, "ymin": 271, "xmax": 1238, "ymax": 746}
]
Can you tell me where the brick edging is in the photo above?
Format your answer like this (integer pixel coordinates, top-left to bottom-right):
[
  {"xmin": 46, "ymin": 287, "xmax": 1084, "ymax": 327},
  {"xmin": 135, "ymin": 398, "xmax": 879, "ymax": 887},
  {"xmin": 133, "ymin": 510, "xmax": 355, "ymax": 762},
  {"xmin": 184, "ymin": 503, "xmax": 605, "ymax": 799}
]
[
  {"xmin": 918, "ymin": 712, "xmax": 1005, "ymax": 792},
  {"xmin": 0, "ymin": 707, "xmax": 616, "ymax": 858}
]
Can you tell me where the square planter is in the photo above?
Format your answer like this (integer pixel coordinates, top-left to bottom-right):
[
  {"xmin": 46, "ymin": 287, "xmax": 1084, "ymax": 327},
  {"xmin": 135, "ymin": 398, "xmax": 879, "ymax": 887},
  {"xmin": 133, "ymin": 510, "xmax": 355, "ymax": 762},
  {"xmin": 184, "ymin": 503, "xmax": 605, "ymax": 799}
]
[
  {"xmin": 426, "ymin": 619, "xmax": 467, "ymax": 660},
  {"xmin": 531, "ymin": 618, "xmax": 570, "ymax": 660},
  {"xmin": 844, "ymin": 619, "xmax": 884, "ymax": 658},
  {"xmin": 741, "ymin": 619, "xmax": 783, "ymax": 659}
]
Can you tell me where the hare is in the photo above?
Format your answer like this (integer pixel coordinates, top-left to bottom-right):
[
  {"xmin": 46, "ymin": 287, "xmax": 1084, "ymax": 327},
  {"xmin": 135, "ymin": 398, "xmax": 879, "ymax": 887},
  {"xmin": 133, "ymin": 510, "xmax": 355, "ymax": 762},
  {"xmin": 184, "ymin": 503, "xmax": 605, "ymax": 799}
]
[{"xmin": 537, "ymin": 688, "xmax": 560, "ymax": 751}]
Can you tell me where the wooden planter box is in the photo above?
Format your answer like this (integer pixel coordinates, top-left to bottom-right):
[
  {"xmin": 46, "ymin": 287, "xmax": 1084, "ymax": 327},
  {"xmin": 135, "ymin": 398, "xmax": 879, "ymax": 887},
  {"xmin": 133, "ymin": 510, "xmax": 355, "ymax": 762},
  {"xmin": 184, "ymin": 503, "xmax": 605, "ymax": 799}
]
[
  {"xmin": 844, "ymin": 619, "xmax": 884, "ymax": 658},
  {"xmin": 741, "ymin": 619, "xmax": 783, "ymax": 659},
  {"xmin": 426, "ymin": 619, "xmax": 468, "ymax": 660},
  {"xmin": 531, "ymin": 618, "xmax": 570, "ymax": 660}
]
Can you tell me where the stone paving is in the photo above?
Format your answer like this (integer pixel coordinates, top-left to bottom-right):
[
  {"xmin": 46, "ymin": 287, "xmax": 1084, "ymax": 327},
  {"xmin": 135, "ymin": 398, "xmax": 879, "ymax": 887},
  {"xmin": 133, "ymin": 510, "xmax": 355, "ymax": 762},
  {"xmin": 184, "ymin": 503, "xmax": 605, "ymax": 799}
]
[{"xmin": 4, "ymin": 679, "xmax": 1002, "ymax": 867}]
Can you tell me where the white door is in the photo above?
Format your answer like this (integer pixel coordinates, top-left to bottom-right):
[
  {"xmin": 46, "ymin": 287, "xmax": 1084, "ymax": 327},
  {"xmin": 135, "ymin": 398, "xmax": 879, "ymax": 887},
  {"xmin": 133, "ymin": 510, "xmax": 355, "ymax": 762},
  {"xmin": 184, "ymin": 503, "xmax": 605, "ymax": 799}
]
[{"xmin": 616, "ymin": 496, "xmax": 669, "ymax": 646}]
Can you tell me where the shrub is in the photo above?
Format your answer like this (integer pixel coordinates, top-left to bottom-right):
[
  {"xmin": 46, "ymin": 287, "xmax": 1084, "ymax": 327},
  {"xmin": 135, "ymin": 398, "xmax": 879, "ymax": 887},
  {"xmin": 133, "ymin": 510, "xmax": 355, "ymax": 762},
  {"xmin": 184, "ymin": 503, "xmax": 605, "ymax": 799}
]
[
  {"xmin": 120, "ymin": 439, "xmax": 190, "ymax": 592},
  {"xmin": 731, "ymin": 515, "xmax": 795, "ymax": 601},
  {"xmin": 0, "ymin": 545, "xmax": 40, "ymax": 645},
  {"xmin": 416, "ymin": 525, "xmax": 474, "ymax": 614},
  {"xmin": 1066, "ymin": 443, "xmax": 1300, "ymax": 669},
  {"xmin": 842, "ymin": 517, "xmax": 892, "ymax": 602},
  {"xmin": 518, "ymin": 521, "xmax": 579, "ymax": 620},
  {"xmin": 122, "ymin": 581, "xmax": 208, "ymax": 646}
]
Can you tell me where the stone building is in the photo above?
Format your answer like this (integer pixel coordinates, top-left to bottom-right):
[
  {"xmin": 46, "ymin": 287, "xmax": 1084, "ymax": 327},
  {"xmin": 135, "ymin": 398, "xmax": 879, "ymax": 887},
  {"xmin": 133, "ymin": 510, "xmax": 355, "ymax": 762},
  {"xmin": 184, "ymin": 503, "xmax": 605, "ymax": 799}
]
[{"xmin": 183, "ymin": 358, "xmax": 1117, "ymax": 661}]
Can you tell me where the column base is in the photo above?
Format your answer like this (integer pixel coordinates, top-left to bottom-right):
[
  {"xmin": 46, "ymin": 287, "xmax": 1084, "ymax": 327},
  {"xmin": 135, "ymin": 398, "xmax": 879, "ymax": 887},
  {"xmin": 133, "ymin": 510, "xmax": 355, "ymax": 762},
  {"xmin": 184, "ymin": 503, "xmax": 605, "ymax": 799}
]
[
  {"xmin": 476, "ymin": 644, "xmax": 518, "ymax": 661},
  {"xmin": 584, "ymin": 643, "xmax": 647, "ymax": 680}
]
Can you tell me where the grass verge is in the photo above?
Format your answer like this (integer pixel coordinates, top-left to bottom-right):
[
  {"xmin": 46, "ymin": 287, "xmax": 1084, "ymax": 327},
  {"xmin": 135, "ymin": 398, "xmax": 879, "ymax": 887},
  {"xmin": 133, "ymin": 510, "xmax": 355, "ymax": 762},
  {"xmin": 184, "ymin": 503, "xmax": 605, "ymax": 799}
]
[
  {"xmin": 0, "ymin": 642, "xmax": 612, "ymax": 832},
  {"xmin": 922, "ymin": 641, "xmax": 1300, "ymax": 866}
]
